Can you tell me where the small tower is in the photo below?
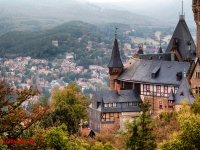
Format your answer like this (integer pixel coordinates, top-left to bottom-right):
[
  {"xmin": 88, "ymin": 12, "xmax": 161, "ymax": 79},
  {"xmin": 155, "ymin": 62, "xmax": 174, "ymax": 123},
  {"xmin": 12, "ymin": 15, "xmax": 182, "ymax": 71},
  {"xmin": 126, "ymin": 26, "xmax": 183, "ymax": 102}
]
[
  {"xmin": 192, "ymin": 0, "xmax": 200, "ymax": 58},
  {"xmin": 166, "ymin": 1, "xmax": 196, "ymax": 61},
  {"xmin": 108, "ymin": 28, "xmax": 124, "ymax": 90},
  {"xmin": 138, "ymin": 43, "xmax": 144, "ymax": 54},
  {"xmin": 158, "ymin": 39, "xmax": 163, "ymax": 53}
]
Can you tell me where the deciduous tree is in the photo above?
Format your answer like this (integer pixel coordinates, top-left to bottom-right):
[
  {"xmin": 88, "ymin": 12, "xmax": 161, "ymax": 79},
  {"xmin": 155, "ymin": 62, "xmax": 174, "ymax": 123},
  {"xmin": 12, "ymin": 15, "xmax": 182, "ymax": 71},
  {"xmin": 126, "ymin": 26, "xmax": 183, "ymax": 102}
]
[{"xmin": 0, "ymin": 79, "xmax": 49, "ymax": 140}]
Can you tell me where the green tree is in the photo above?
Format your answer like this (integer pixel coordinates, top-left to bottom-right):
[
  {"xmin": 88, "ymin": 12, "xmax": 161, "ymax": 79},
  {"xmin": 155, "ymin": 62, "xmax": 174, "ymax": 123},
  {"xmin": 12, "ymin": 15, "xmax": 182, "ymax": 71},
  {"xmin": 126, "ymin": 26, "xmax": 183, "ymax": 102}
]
[
  {"xmin": 159, "ymin": 100, "xmax": 200, "ymax": 150},
  {"xmin": 41, "ymin": 82, "xmax": 90, "ymax": 134},
  {"xmin": 126, "ymin": 102, "xmax": 156, "ymax": 150},
  {"xmin": 45, "ymin": 124, "xmax": 70, "ymax": 150},
  {"xmin": 91, "ymin": 142, "xmax": 104, "ymax": 150}
]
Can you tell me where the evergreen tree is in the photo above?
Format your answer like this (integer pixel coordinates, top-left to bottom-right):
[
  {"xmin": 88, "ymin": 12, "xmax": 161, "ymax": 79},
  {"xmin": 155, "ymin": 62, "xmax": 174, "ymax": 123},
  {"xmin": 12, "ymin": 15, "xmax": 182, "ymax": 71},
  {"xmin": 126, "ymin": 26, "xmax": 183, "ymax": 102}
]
[{"xmin": 126, "ymin": 102, "xmax": 156, "ymax": 150}]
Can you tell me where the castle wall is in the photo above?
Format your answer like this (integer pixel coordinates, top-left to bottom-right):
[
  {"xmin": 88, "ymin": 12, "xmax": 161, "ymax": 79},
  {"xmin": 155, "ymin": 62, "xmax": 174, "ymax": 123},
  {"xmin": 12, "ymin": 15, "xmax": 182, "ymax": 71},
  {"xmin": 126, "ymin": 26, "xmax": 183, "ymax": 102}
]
[
  {"xmin": 100, "ymin": 118, "xmax": 120, "ymax": 134},
  {"xmin": 190, "ymin": 62, "xmax": 200, "ymax": 94}
]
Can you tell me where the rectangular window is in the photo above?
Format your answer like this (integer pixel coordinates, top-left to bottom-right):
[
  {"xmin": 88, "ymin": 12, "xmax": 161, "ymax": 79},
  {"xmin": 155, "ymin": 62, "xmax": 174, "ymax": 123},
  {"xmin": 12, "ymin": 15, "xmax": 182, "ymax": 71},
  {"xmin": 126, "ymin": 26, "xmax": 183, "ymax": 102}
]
[
  {"xmin": 143, "ymin": 84, "xmax": 150, "ymax": 92},
  {"xmin": 159, "ymin": 101, "xmax": 163, "ymax": 108},
  {"xmin": 164, "ymin": 86, "xmax": 168, "ymax": 94},
  {"xmin": 133, "ymin": 102, "xmax": 138, "ymax": 106},
  {"xmin": 156, "ymin": 85, "xmax": 161, "ymax": 94},
  {"xmin": 104, "ymin": 103, "xmax": 109, "ymax": 108},
  {"xmin": 113, "ymin": 103, "xmax": 117, "ymax": 107},
  {"xmin": 174, "ymin": 87, "xmax": 178, "ymax": 94},
  {"xmin": 109, "ymin": 103, "xmax": 113, "ymax": 108}
]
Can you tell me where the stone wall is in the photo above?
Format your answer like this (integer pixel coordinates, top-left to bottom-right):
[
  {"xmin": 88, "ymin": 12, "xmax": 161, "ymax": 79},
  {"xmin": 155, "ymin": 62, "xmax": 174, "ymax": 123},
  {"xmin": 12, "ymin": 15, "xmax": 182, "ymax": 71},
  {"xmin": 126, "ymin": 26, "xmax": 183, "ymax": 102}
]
[{"xmin": 100, "ymin": 118, "xmax": 120, "ymax": 134}]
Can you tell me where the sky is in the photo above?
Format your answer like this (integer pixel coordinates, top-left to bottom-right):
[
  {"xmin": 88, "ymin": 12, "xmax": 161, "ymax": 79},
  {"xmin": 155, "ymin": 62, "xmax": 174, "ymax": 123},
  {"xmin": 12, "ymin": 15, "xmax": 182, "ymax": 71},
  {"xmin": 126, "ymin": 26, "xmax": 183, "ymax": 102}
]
[
  {"xmin": 87, "ymin": 0, "xmax": 174, "ymax": 3},
  {"xmin": 86, "ymin": 0, "xmax": 194, "ymax": 28}
]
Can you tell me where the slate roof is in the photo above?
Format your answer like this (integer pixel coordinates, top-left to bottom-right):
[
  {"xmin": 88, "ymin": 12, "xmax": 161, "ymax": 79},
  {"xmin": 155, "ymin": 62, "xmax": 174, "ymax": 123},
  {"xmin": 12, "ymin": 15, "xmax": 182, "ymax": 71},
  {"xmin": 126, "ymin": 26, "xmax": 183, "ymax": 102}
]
[
  {"xmin": 165, "ymin": 17, "xmax": 196, "ymax": 61},
  {"xmin": 107, "ymin": 38, "xmax": 124, "ymax": 68},
  {"xmin": 118, "ymin": 58, "xmax": 190, "ymax": 85},
  {"xmin": 138, "ymin": 53, "xmax": 171, "ymax": 61},
  {"xmin": 92, "ymin": 90, "xmax": 142, "ymax": 113},
  {"xmin": 174, "ymin": 77, "xmax": 196, "ymax": 104},
  {"xmin": 168, "ymin": 89, "xmax": 175, "ymax": 101}
]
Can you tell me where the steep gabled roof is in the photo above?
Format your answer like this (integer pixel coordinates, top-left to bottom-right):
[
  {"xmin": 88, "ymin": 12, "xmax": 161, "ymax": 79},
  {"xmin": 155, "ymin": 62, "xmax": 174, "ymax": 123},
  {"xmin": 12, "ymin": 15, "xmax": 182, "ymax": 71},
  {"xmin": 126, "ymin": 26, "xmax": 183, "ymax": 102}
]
[
  {"xmin": 118, "ymin": 58, "xmax": 190, "ymax": 85},
  {"xmin": 107, "ymin": 38, "xmax": 124, "ymax": 68},
  {"xmin": 174, "ymin": 77, "xmax": 196, "ymax": 104},
  {"xmin": 168, "ymin": 89, "xmax": 175, "ymax": 101},
  {"xmin": 91, "ymin": 90, "xmax": 142, "ymax": 113},
  {"xmin": 165, "ymin": 18, "xmax": 196, "ymax": 61}
]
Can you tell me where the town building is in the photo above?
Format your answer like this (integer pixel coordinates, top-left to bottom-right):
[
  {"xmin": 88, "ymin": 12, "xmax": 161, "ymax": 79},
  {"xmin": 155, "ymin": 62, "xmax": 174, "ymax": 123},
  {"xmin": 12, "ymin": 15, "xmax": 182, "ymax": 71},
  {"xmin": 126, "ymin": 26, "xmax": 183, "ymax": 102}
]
[{"xmin": 89, "ymin": 2, "xmax": 200, "ymax": 134}]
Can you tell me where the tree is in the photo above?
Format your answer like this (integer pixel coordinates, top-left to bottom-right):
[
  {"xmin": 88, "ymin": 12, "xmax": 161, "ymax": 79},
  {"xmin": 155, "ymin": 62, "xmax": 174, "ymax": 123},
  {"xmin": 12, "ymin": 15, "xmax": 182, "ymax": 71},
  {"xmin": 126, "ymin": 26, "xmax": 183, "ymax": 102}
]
[
  {"xmin": 126, "ymin": 102, "xmax": 156, "ymax": 150},
  {"xmin": 159, "ymin": 100, "xmax": 200, "ymax": 150},
  {"xmin": 41, "ymin": 82, "xmax": 90, "ymax": 134},
  {"xmin": 0, "ymin": 79, "xmax": 49, "ymax": 140},
  {"xmin": 45, "ymin": 124, "xmax": 70, "ymax": 150}
]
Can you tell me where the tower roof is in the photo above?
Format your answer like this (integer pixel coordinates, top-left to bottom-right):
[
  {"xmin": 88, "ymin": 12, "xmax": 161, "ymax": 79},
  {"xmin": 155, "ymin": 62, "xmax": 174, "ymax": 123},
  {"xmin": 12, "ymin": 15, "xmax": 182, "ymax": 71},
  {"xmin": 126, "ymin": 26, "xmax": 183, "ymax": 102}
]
[
  {"xmin": 168, "ymin": 89, "xmax": 175, "ymax": 101},
  {"xmin": 107, "ymin": 38, "xmax": 124, "ymax": 68},
  {"xmin": 158, "ymin": 47, "xmax": 163, "ymax": 54},
  {"xmin": 165, "ymin": 16, "xmax": 196, "ymax": 61},
  {"xmin": 158, "ymin": 39, "xmax": 163, "ymax": 53},
  {"xmin": 174, "ymin": 75, "xmax": 196, "ymax": 104}
]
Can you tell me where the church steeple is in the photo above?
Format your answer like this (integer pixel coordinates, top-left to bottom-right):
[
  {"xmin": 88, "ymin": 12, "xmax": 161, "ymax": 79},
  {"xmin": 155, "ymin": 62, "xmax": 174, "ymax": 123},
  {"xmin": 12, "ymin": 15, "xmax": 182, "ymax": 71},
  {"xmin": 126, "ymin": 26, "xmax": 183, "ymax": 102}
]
[{"xmin": 108, "ymin": 28, "xmax": 124, "ymax": 90}]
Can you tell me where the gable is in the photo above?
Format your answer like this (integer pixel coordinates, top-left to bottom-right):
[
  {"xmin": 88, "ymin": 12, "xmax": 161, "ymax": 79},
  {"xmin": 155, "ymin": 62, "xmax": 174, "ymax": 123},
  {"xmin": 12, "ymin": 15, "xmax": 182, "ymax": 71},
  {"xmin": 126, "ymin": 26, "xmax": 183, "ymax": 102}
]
[{"xmin": 166, "ymin": 19, "xmax": 196, "ymax": 61}]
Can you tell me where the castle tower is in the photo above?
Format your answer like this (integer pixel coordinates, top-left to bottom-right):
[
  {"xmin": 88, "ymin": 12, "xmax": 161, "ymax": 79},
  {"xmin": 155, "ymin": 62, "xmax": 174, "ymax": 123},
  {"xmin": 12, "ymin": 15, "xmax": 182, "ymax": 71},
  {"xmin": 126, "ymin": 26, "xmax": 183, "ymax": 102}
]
[
  {"xmin": 192, "ymin": 0, "xmax": 200, "ymax": 58},
  {"xmin": 107, "ymin": 28, "xmax": 124, "ymax": 90},
  {"xmin": 166, "ymin": 1, "xmax": 196, "ymax": 61}
]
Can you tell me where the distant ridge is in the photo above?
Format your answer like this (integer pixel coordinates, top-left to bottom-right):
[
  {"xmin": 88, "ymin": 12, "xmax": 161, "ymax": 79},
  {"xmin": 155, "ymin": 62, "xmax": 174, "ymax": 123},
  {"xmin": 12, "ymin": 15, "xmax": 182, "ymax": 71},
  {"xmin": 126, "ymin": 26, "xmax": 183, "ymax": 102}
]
[{"xmin": 0, "ymin": 0, "xmax": 171, "ymax": 35}]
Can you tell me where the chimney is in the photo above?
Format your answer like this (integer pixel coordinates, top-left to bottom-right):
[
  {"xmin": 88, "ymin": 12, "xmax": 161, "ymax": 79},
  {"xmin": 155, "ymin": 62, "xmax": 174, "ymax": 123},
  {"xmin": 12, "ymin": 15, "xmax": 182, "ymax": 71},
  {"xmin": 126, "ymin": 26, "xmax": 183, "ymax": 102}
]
[
  {"xmin": 116, "ymin": 84, "xmax": 121, "ymax": 96},
  {"xmin": 114, "ymin": 80, "xmax": 117, "ymax": 90}
]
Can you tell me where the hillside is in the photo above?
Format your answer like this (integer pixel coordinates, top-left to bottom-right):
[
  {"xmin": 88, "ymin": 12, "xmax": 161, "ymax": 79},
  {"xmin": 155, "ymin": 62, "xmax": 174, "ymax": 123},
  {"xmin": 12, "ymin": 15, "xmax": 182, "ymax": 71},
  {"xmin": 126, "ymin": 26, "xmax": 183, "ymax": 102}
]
[
  {"xmin": 0, "ymin": 21, "xmax": 136, "ymax": 67},
  {"xmin": 0, "ymin": 0, "xmax": 170, "ymax": 35}
]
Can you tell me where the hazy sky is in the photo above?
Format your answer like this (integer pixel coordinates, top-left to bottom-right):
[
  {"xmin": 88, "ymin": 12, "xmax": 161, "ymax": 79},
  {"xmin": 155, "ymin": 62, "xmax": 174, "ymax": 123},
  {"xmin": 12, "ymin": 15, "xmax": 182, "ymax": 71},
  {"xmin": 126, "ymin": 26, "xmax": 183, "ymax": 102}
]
[{"xmin": 87, "ymin": 0, "xmax": 174, "ymax": 3}]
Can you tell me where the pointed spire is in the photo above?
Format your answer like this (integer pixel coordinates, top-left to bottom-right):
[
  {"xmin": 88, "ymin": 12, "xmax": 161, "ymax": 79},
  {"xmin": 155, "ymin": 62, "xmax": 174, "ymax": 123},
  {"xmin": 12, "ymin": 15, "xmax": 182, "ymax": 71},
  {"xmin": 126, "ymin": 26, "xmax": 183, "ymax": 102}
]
[
  {"xmin": 138, "ymin": 43, "xmax": 144, "ymax": 54},
  {"xmin": 179, "ymin": 1, "xmax": 185, "ymax": 20},
  {"xmin": 158, "ymin": 39, "xmax": 163, "ymax": 53},
  {"xmin": 175, "ymin": 75, "xmax": 196, "ymax": 104},
  {"xmin": 108, "ymin": 28, "xmax": 123, "ymax": 68},
  {"xmin": 115, "ymin": 27, "xmax": 118, "ymax": 39}
]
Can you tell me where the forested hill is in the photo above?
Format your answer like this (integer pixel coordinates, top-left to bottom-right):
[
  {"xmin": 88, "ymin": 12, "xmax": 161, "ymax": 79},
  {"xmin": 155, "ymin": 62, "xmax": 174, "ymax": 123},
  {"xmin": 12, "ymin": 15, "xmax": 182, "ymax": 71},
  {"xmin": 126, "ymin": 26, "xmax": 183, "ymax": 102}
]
[
  {"xmin": 0, "ymin": 21, "xmax": 132, "ymax": 65},
  {"xmin": 0, "ymin": 0, "xmax": 170, "ymax": 35}
]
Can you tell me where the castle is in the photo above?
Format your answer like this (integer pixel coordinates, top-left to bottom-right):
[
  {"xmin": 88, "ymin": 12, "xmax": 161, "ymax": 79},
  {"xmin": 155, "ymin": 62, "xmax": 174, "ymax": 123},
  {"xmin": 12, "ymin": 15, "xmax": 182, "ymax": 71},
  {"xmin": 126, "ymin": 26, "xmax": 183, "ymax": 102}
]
[{"xmin": 89, "ymin": 1, "xmax": 200, "ymax": 134}]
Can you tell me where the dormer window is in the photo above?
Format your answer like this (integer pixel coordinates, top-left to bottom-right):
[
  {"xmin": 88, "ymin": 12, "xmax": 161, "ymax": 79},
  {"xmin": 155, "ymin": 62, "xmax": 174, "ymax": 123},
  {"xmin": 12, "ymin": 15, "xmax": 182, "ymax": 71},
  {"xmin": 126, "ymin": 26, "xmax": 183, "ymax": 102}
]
[
  {"xmin": 180, "ymin": 92, "xmax": 184, "ymax": 96},
  {"xmin": 104, "ymin": 103, "xmax": 117, "ymax": 108},
  {"xmin": 152, "ymin": 73, "xmax": 155, "ymax": 79},
  {"xmin": 152, "ymin": 66, "xmax": 160, "ymax": 79},
  {"xmin": 105, "ymin": 103, "xmax": 109, "ymax": 108},
  {"xmin": 176, "ymin": 72, "xmax": 182, "ymax": 81},
  {"xmin": 126, "ymin": 102, "xmax": 138, "ymax": 107}
]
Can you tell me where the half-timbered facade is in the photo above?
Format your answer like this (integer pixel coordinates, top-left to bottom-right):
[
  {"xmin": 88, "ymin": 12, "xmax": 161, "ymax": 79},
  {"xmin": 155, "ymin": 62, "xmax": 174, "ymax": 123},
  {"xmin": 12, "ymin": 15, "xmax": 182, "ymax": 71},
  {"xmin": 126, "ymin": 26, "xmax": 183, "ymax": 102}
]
[{"xmin": 89, "ymin": 2, "xmax": 200, "ymax": 133}]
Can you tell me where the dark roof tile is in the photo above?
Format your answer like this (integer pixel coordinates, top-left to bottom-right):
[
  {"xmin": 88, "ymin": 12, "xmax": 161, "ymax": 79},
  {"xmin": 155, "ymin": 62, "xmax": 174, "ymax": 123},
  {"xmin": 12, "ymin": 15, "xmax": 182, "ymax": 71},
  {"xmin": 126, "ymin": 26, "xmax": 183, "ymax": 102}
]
[{"xmin": 107, "ymin": 39, "xmax": 124, "ymax": 68}]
